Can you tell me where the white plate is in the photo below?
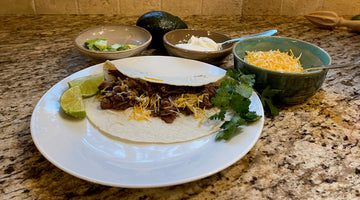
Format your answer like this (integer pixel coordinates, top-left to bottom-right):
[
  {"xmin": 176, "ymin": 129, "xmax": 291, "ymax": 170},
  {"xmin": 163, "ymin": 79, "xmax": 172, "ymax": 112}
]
[{"xmin": 31, "ymin": 56, "xmax": 264, "ymax": 188}]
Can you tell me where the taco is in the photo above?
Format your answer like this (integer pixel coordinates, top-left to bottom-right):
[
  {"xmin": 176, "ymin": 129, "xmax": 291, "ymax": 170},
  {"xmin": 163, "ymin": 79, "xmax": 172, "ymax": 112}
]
[{"xmin": 84, "ymin": 57, "xmax": 227, "ymax": 143}]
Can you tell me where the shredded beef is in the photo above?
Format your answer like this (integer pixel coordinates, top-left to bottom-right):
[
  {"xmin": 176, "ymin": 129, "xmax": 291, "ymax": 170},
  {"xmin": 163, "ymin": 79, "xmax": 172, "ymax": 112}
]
[
  {"xmin": 98, "ymin": 70, "xmax": 220, "ymax": 123},
  {"xmin": 161, "ymin": 114, "xmax": 177, "ymax": 123},
  {"xmin": 98, "ymin": 81, "xmax": 113, "ymax": 91},
  {"xmin": 100, "ymin": 97, "xmax": 113, "ymax": 109}
]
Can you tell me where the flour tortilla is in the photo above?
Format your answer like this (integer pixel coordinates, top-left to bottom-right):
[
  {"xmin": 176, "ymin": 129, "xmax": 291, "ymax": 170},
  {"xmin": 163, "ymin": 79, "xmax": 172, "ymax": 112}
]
[
  {"xmin": 84, "ymin": 58, "xmax": 226, "ymax": 143},
  {"xmin": 84, "ymin": 97, "xmax": 222, "ymax": 143},
  {"xmin": 109, "ymin": 56, "xmax": 226, "ymax": 86}
]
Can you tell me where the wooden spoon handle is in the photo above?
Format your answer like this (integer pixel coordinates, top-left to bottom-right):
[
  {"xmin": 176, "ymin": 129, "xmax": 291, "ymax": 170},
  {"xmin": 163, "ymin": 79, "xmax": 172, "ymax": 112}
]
[{"xmin": 338, "ymin": 18, "xmax": 360, "ymax": 32}]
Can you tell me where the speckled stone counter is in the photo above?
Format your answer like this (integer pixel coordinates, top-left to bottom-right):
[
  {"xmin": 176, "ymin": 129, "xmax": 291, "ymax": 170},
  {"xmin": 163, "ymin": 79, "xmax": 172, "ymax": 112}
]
[{"xmin": 1, "ymin": 15, "xmax": 359, "ymax": 199}]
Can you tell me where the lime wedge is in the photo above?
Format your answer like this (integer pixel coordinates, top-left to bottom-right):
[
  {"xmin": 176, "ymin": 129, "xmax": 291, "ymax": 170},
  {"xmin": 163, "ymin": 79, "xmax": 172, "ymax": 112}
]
[
  {"xmin": 60, "ymin": 86, "xmax": 86, "ymax": 119},
  {"xmin": 68, "ymin": 73, "xmax": 104, "ymax": 97}
]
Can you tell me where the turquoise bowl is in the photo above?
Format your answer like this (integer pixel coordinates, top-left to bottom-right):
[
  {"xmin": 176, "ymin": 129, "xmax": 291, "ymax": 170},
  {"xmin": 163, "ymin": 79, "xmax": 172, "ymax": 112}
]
[{"xmin": 233, "ymin": 36, "xmax": 331, "ymax": 105}]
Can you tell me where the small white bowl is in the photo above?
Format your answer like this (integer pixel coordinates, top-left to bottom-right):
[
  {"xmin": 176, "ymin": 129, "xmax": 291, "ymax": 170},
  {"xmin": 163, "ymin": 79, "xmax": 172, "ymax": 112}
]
[{"xmin": 74, "ymin": 25, "xmax": 152, "ymax": 60}]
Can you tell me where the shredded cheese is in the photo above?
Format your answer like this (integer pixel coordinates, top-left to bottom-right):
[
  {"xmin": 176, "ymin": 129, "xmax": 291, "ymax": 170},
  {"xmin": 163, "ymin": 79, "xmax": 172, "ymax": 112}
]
[
  {"xmin": 129, "ymin": 94, "xmax": 151, "ymax": 121},
  {"xmin": 244, "ymin": 49, "xmax": 304, "ymax": 73},
  {"xmin": 144, "ymin": 76, "xmax": 163, "ymax": 82},
  {"xmin": 129, "ymin": 92, "xmax": 209, "ymax": 126},
  {"xmin": 172, "ymin": 94, "xmax": 208, "ymax": 127}
]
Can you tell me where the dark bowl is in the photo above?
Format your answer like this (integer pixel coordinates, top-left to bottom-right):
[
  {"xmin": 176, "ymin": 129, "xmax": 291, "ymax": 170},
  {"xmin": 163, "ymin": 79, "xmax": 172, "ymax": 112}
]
[
  {"xmin": 233, "ymin": 36, "xmax": 331, "ymax": 105},
  {"xmin": 163, "ymin": 29, "xmax": 232, "ymax": 64}
]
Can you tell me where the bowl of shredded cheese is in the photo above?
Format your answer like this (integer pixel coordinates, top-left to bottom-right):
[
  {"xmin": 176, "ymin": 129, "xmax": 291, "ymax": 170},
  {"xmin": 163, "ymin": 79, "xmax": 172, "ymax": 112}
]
[{"xmin": 233, "ymin": 36, "xmax": 331, "ymax": 105}]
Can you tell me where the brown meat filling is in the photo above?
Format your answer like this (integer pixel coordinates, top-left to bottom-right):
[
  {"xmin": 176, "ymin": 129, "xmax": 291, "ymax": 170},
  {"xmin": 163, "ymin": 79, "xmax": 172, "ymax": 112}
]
[{"xmin": 98, "ymin": 70, "xmax": 219, "ymax": 123}]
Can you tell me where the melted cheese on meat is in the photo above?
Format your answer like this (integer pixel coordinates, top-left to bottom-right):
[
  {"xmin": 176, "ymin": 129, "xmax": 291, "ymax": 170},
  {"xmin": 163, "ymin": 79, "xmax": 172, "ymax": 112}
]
[{"xmin": 130, "ymin": 93, "xmax": 209, "ymax": 127}]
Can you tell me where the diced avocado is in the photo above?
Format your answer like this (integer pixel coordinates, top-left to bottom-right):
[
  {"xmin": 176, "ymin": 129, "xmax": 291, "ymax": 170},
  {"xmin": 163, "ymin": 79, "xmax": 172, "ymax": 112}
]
[
  {"xmin": 93, "ymin": 39, "xmax": 108, "ymax": 51},
  {"xmin": 84, "ymin": 39, "xmax": 136, "ymax": 51},
  {"xmin": 126, "ymin": 44, "xmax": 138, "ymax": 49},
  {"xmin": 111, "ymin": 43, "xmax": 122, "ymax": 49},
  {"xmin": 106, "ymin": 43, "xmax": 122, "ymax": 51},
  {"xmin": 116, "ymin": 44, "xmax": 138, "ymax": 51},
  {"xmin": 84, "ymin": 38, "xmax": 107, "ymax": 50}
]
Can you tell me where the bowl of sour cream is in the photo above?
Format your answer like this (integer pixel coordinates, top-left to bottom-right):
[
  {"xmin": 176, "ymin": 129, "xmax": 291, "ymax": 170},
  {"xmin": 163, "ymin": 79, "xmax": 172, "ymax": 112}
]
[{"xmin": 163, "ymin": 29, "xmax": 232, "ymax": 64}]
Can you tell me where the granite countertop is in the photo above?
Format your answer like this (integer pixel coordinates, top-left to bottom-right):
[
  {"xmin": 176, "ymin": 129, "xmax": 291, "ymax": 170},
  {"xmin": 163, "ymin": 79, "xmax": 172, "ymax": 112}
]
[{"xmin": 1, "ymin": 15, "xmax": 359, "ymax": 199}]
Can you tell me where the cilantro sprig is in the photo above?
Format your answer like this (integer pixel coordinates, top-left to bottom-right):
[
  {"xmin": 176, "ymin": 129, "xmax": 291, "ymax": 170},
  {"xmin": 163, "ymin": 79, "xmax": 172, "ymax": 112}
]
[
  {"xmin": 210, "ymin": 69, "xmax": 262, "ymax": 141},
  {"xmin": 259, "ymin": 86, "xmax": 280, "ymax": 116},
  {"xmin": 227, "ymin": 68, "xmax": 280, "ymax": 116}
]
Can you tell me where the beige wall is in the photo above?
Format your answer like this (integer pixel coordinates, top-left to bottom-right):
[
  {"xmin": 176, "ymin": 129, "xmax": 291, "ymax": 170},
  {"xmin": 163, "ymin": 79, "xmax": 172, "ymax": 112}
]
[{"xmin": 0, "ymin": 0, "xmax": 358, "ymax": 16}]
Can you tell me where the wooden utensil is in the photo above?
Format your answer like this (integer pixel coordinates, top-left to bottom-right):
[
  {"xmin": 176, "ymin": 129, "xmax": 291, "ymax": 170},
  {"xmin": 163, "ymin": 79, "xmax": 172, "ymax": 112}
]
[{"xmin": 305, "ymin": 11, "xmax": 360, "ymax": 32}]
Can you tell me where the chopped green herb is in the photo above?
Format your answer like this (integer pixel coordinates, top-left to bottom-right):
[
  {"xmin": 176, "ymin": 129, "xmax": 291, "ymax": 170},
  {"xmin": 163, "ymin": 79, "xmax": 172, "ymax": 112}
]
[
  {"xmin": 211, "ymin": 88, "xmax": 230, "ymax": 107},
  {"xmin": 209, "ymin": 107, "xmax": 227, "ymax": 121},
  {"xmin": 210, "ymin": 69, "xmax": 262, "ymax": 141},
  {"xmin": 259, "ymin": 86, "xmax": 280, "ymax": 116}
]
